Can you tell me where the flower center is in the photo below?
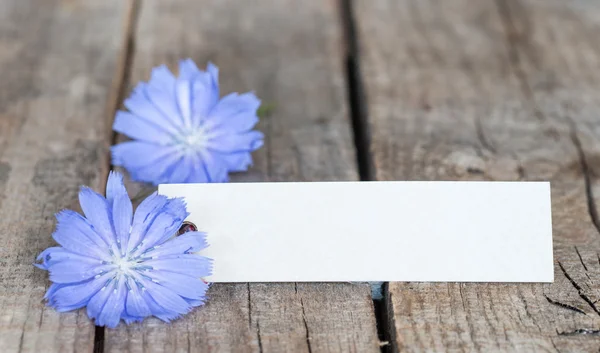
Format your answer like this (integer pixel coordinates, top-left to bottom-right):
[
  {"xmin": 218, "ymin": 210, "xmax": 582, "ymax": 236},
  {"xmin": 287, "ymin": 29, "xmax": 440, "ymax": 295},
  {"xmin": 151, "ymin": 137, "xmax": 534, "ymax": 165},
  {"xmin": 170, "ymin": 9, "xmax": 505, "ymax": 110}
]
[
  {"xmin": 113, "ymin": 255, "xmax": 134, "ymax": 274},
  {"xmin": 176, "ymin": 127, "xmax": 209, "ymax": 151}
]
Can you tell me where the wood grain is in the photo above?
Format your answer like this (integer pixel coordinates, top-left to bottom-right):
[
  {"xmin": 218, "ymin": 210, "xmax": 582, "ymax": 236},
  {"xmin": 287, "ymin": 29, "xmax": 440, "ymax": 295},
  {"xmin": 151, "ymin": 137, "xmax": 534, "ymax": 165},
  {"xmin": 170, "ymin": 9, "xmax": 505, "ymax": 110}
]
[
  {"xmin": 0, "ymin": 0, "xmax": 130, "ymax": 352},
  {"xmin": 355, "ymin": 0, "xmax": 600, "ymax": 351},
  {"xmin": 106, "ymin": 0, "xmax": 380, "ymax": 352}
]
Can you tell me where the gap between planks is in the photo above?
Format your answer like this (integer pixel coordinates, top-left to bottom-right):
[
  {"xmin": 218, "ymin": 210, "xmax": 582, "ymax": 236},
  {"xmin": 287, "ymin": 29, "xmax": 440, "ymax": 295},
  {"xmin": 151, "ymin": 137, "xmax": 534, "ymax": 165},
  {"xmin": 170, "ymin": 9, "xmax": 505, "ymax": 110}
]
[
  {"xmin": 95, "ymin": 0, "xmax": 141, "ymax": 352},
  {"xmin": 341, "ymin": 0, "xmax": 393, "ymax": 351},
  {"xmin": 353, "ymin": 0, "xmax": 600, "ymax": 351},
  {"xmin": 93, "ymin": 0, "xmax": 388, "ymax": 351}
]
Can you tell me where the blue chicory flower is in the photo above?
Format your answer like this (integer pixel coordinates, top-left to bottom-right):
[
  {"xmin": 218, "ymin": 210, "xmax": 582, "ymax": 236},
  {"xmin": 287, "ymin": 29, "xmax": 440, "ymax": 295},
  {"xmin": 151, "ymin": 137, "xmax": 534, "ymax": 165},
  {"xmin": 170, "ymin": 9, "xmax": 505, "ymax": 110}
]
[
  {"xmin": 112, "ymin": 59, "xmax": 264, "ymax": 185},
  {"xmin": 35, "ymin": 172, "xmax": 212, "ymax": 328}
]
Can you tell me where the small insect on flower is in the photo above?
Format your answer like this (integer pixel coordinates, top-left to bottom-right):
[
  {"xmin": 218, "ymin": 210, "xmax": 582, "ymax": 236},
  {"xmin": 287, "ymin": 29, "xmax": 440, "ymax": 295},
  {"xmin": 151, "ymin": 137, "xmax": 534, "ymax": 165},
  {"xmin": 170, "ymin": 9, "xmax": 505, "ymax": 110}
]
[
  {"xmin": 112, "ymin": 59, "xmax": 264, "ymax": 185},
  {"xmin": 35, "ymin": 172, "xmax": 212, "ymax": 328}
]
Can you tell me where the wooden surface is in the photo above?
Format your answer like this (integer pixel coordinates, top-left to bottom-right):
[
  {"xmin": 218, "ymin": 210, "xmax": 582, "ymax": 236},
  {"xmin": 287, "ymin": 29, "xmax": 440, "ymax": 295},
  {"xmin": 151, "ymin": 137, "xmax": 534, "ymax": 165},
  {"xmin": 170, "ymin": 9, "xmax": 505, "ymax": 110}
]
[
  {"xmin": 2, "ymin": 0, "xmax": 600, "ymax": 352},
  {"xmin": 0, "ymin": 0, "xmax": 130, "ymax": 352},
  {"xmin": 106, "ymin": 1, "xmax": 379, "ymax": 353},
  {"xmin": 356, "ymin": 0, "xmax": 600, "ymax": 351}
]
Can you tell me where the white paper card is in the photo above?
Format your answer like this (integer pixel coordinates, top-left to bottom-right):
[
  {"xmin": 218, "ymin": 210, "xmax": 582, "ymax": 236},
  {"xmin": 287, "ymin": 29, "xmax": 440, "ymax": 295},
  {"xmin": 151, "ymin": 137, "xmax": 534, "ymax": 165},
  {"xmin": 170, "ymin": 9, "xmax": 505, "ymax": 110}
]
[{"xmin": 159, "ymin": 181, "xmax": 553, "ymax": 283}]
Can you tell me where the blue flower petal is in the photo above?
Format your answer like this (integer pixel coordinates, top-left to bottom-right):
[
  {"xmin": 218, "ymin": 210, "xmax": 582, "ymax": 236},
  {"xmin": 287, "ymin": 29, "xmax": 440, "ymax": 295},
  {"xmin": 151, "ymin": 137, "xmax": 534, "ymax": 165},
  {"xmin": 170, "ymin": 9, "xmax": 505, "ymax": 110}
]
[
  {"xmin": 149, "ymin": 271, "xmax": 209, "ymax": 300},
  {"xmin": 78, "ymin": 187, "xmax": 115, "ymax": 246},
  {"xmin": 37, "ymin": 169, "xmax": 213, "ymax": 326},
  {"xmin": 132, "ymin": 156, "xmax": 184, "ymax": 185},
  {"xmin": 144, "ymin": 280, "xmax": 191, "ymax": 315},
  {"xmin": 111, "ymin": 140, "xmax": 178, "ymax": 169},
  {"xmin": 112, "ymin": 61, "xmax": 263, "ymax": 185},
  {"xmin": 122, "ymin": 314, "xmax": 145, "ymax": 325},
  {"xmin": 162, "ymin": 197, "xmax": 188, "ymax": 221},
  {"xmin": 165, "ymin": 155, "xmax": 192, "ymax": 184},
  {"xmin": 111, "ymin": 141, "xmax": 180, "ymax": 183},
  {"xmin": 178, "ymin": 60, "xmax": 219, "ymax": 127},
  {"xmin": 133, "ymin": 212, "xmax": 182, "ymax": 255},
  {"xmin": 206, "ymin": 62, "xmax": 219, "ymax": 87},
  {"xmin": 125, "ymin": 83, "xmax": 179, "ymax": 133},
  {"xmin": 175, "ymin": 79, "xmax": 193, "ymax": 128},
  {"xmin": 212, "ymin": 91, "xmax": 260, "ymax": 113},
  {"xmin": 125, "ymin": 278, "xmax": 151, "ymax": 318},
  {"xmin": 112, "ymin": 192, "xmax": 133, "ymax": 251},
  {"xmin": 142, "ymin": 290, "xmax": 181, "ymax": 322},
  {"xmin": 52, "ymin": 216, "xmax": 111, "ymax": 261},
  {"xmin": 128, "ymin": 192, "xmax": 169, "ymax": 252},
  {"xmin": 146, "ymin": 84, "xmax": 183, "ymax": 128},
  {"xmin": 185, "ymin": 154, "xmax": 210, "ymax": 183},
  {"xmin": 146, "ymin": 255, "xmax": 212, "ymax": 277},
  {"xmin": 148, "ymin": 65, "xmax": 176, "ymax": 93},
  {"xmin": 44, "ymin": 283, "xmax": 64, "ymax": 301},
  {"xmin": 207, "ymin": 130, "xmax": 264, "ymax": 153},
  {"xmin": 132, "ymin": 192, "xmax": 168, "ymax": 224},
  {"xmin": 106, "ymin": 171, "xmax": 127, "ymax": 206},
  {"xmin": 48, "ymin": 261, "xmax": 112, "ymax": 284},
  {"xmin": 205, "ymin": 92, "xmax": 260, "ymax": 132},
  {"xmin": 144, "ymin": 231, "xmax": 208, "ymax": 258},
  {"xmin": 113, "ymin": 111, "xmax": 174, "ymax": 145},
  {"xmin": 87, "ymin": 283, "xmax": 112, "ymax": 321},
  {"xmin": 190, "ymin": 75, "xmax": 218, "ymax": 124},
  {"xmin": 55, "ymin": 210, "xmax": 110, "ymax": 252},
  {"xmin": 199, "ymin": 150, "xmax": 229, "ymax": 182},
  {"xmin": 52, "ymin": 276, "xmax": 107, "ymax": 309},
  {"xmin": 37, "ymin": 247, "xmax": 107, "ymax": 269},
  {"xmin": 184, "ymin": 298, "xmax": 207, "ymax": 307},
  {"xmin": 218, "ymin": 151, "xmax": 253, "ymax": 172},
  {"xmin": 97, "ymin": 280, "xmax": 126, "ymax": 328},
  {"xmin": 178, "ymin": 59, "xmax": 200, "ymax": 80}
]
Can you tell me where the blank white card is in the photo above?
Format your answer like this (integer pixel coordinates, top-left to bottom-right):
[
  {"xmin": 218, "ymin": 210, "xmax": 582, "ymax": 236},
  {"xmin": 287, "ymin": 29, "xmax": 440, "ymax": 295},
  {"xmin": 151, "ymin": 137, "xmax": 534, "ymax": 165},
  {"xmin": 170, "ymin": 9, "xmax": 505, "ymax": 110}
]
[{"xmin": 159, "ymin": 182, "xmax": 553, "ymax": 283}]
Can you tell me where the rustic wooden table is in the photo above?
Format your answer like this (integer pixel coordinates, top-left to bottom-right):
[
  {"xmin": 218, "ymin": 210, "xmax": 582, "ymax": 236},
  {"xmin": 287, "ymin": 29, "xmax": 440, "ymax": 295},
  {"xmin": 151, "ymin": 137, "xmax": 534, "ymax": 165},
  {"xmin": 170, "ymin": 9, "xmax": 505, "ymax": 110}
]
[{"xmin": 1, "ymin": 0, "xmax": 599, "ymax": 352}]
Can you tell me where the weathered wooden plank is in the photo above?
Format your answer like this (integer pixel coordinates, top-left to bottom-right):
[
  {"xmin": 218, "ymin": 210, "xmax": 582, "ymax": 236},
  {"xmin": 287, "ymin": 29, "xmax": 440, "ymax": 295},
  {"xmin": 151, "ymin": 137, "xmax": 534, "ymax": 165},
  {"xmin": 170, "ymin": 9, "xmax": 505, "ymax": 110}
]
[
  {"xmin": 355, "ymin": 0, "xmax": 600, "ymax": 351},
  {"xmin": 0, "ymin": 0, "xmax": 131, "ymax": 352},
  {"xmin": 106, "ymin": 0, "xmax": 380, "ymax": 352}
]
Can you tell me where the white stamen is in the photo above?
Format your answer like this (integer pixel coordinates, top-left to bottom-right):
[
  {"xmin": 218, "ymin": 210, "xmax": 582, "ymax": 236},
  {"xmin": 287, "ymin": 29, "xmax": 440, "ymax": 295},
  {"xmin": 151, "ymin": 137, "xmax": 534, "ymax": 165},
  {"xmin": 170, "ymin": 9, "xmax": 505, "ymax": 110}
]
[{"xmin": 176, "ymin": 127, "xmax": 210, "ymax": 151}]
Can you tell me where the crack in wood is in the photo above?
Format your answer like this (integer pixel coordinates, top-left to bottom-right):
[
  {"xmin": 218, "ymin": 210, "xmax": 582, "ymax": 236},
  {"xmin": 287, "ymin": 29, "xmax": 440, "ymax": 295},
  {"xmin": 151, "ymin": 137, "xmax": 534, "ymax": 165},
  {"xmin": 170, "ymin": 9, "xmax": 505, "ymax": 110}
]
[
  {"xmin": 550, "ymin": 339, "xmax": 561, "ymax": 353},
  {"xmin": 496, "ymin": 0, "xmax": 600, "ymax": 327},
  {"xmin": 247, "ymin": 283, "xmax": 252, "ymax": 329},
  {"xmin": 17, "ymin": 328, "xmax": 25, "ymax": 353},
  {"xmin": 574, "ymin": 246, "xmax": 589, "ymax": 272},
  {"xmin": 298, "ymin": 294, "xmax": 313, "ymax": 353},
  {"xmin": 293, "ymin": 282, "xmax": 314, "ymax": 353},
  {"xmin": 558, "ymin": 328, "xmax": 600, "ymax": 336},
  {"xmin": 256, "ymin": 320, "xmax": 264, "ymax": 353},
  {"xmin": 544, "ymin": 294, "xmax": 587, "ymax": 315},
  {"xmin": 354, "ymin": 0, "xmax": 600, "ymax": 350},
  {"xmin": 558, "ymin": 261, "xmax": 600, "ymax": 316},
  {"xmin": 567, "ymin": 116, "xmax": 600, "ymax": 237}
]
